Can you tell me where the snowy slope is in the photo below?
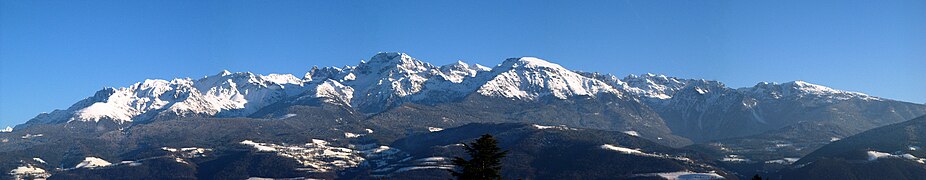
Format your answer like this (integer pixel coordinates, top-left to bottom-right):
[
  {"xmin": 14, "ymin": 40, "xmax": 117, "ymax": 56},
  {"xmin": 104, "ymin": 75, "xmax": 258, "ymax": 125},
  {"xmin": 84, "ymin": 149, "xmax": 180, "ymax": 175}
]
[
  {"xmin": 338, "ymin": 53, "xmax": 439, "ymax": 112},
  {"xmin": 477, "ymin": 57, "xmax": 620, "ymax": 100},
  {"xmin": 73, "ymin": 157, "xmax": 112, "ymax": 169},
  {"xmin": 744, "ymin": 80, "xmax": 882, "ymax": 103},
  {"xmin": 23, "ymin": 71, "xmax": 311, "ymax": 125},
  {"xmin": 310, "ymin": 80, "xmax": 355, "ymax": 105},
  {"xmin": 621, "ymin": 73, "xmax": 691, "ymax": 100}
]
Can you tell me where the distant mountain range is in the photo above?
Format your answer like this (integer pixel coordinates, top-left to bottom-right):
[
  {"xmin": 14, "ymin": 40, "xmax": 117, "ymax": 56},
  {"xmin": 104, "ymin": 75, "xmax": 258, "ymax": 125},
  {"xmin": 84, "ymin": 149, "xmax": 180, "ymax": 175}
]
[{"xmin": 2, "ymin": 52, "xmax": 924, "ymax": 179}]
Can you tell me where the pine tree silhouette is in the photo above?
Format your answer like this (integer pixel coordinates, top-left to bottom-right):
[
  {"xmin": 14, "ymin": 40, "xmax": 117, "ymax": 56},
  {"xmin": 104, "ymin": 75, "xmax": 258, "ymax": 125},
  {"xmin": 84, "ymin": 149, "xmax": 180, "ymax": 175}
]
[
  {"xmin": 450, "ymin": 134, "xmax": 508, "ymax": 180},
  {"xmin": 752, "ymin": 174, "xmax": 763, "ymax": 180}
]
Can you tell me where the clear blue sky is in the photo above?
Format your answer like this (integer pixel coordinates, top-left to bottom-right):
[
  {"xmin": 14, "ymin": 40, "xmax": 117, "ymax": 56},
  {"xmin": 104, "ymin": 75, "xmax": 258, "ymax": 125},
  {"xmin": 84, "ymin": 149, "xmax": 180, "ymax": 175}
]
[{"xmin": 1, "ymin": 0, "xmax": 924, "ymax": 128}]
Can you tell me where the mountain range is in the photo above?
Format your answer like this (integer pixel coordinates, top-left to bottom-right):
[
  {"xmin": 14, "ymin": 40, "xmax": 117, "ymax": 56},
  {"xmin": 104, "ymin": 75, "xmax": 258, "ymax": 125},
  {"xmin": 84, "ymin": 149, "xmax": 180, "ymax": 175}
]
[{"xmin": 2, "ymin": 52, "xmax": 924, "ymax": 179}]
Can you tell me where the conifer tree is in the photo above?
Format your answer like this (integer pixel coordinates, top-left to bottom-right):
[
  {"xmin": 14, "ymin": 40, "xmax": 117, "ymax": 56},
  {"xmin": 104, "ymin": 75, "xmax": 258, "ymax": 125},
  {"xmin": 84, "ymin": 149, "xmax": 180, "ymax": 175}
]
[{"xmin": 450, "ymin": 134, "xmax": 508, "ymax": 180}]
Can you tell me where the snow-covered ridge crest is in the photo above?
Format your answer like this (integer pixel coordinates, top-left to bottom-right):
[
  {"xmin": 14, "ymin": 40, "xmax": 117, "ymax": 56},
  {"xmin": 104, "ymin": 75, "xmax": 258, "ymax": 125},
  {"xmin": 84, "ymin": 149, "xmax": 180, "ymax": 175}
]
[
  {"xmin": 20, "ymin": 52, "xmax": 898, "ymax": 127},
  {"xmin": 29, "ymin": 52, "xmax": 502, "ymax": 124},
  {"xmin": 616, "ymin": 73, "xmax": 882, "ymax": 104},
  {"xmin": 620, "ymin": 73, "xmax": 689, "ymax": 100},
  {"xmin": 746, "ymin": 80, "xmax": 881, "ymax": 101},
  {"xmin": 477, "ymin": 57, "xmax": 620, "ymax": 100},
  {"xmin": 65, "ymin": 70, "xmax": 310, "ymax": 124}
]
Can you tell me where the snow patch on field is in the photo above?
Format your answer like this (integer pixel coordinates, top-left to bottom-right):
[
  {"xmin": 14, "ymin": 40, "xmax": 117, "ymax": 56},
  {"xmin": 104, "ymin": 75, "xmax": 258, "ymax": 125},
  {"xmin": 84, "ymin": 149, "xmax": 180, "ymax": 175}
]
[
  {"xmin": 21, "ymin": 134, "xmax": 43, "ymax": 139},
  {"xmin": 394, "ymin": 165, "xmax": 455, "ymax": 173},
  {"xmin": 532, "ymin": 124, "xmax": 576, "ymax": 131},
  {"xmin": 161, "ymin": 147, "xmax": 212, "ymax": 158},
  {"xmin": 867, "ymin": 151, "xmax": 892, "ymax": 160},
  {"xmin": 9, "ymin": 164, "xmax": 50, "ymax": 180},
  {"xmin": 344, "ymin": 132, "xmax": 363, "ymax": 138},
  {"xmin": 32, "ymin": 158, "xmax": 46, "ymax": 164},
  {"xmin": 279, "ymin": 113, "xmax": 297, "ymax": 119},
  {"xmin": 601, "ymin": 144, "xmax": 646, "ymax": 155},
  {"xmin": 600, "ymin": 144, "xmax": 689, "ymax": 162},
  {"xmin": 417, "ymin": 157, "xmax": 450, "ymax": 162},
  {"xmin": 0, "ymin": 126, "xmax": 12, "ymax": 133},
  {"xmin": 124, "ymin": 161, "xmax": 143, "ymax": 166},
  {"xmin": 361, "ymin": 146, "xmax": 400, "ymax": 157},
  {"xmin": 867, "ymin": 150, "xmax": 925, "ymax": 164},
  {"xmin": 600, "ymin": 144, "xmax": 693, "ymax": 162},
  {"xmin": 427, "ymin": 127, "xmax": 444, "ymax": 132},
  {"xmin": 765, "ymin": 158, "xmax": 800, "ymax": 164},
  {"xmin": 638, "ymin": 171, "xmax": 725, "ymax": 180},
  {"xmin": 74, "ymin": 157, "xmax": 112, "ymax": 169},
  {"xmin": 240, "ymin": 140, "xmax": 277, "ymax": 152},
  {"xmin": 623, "ymin": 131, "xmax": 640, "ymax": 137},
  {"xmin": 720, "ymin": 155, "xmax": 750, "ymax": 163}
]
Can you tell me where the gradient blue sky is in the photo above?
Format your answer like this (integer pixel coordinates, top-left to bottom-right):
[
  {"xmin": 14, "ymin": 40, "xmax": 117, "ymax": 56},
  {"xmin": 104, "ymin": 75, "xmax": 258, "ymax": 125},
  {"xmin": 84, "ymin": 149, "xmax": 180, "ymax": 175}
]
[{"xmin": 1, "ymin": 0, "xmax": 924, "ymax": 128}]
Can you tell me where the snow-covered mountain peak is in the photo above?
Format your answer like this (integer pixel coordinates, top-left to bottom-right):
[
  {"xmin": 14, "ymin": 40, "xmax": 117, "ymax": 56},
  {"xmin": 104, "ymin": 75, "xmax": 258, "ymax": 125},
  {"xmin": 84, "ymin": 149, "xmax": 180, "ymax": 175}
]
[
  {"xmin": 784, "ymin": 80, "xmax": 839, "ymax": 93},
  {"xmin": 441, "ymin": 61, "xmax": 472, "ymax": 70},
  {"xmin": 196, "ymin": 71, "xmax": 303, "ymax": 90},
  {"xmin": 340, "ymin": 53, "xmax": 443, "ymax": 112},
  {"xmin": 312, "ymin": 80, "xmax": 354, "ymax": 105},
  {"xmin": 71, "ymin": 79, "xmax": 182, "ymax": 123},
  {"xmin": 267, "ymin": 74, "xmax": 304, "ymax": 84},
  {"xmin": 368, "ymin": 52, "xmax": 410, "ymax": 63},
  {"xmin": 303, "ymin": 66, "xmax": 319, "ymax": 80},
  {"xmin": 450, "ymin": 60, "xmax": 467, "ymax": 66},
  {"xmin": 349, "ymin": 52, "xmax": 434, "ymax": 91},
  {"xmin": 437, "ymin": 61, "xmax": 491, "ymax": 83},
  {"xmin": 305, "ymin": 66, "xmax": 354, "ymax": 83},
  {"xmin": 360, "ymin": 52, "xmax": 432, "ymax": 74},
  {"xmin": 478, "ymin": 57, "xmax": 619, "ymax": 100},
  {"xmin": 500, "ymin": 57, "xmax": 566, "ymax": 70},
  {"xmin": 218, "ymin": 70, "xmax": 233, "ymax": 76},
  {"xmin": 470, "ymin": 63, "xmax": 492, "ymax": 72}
]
